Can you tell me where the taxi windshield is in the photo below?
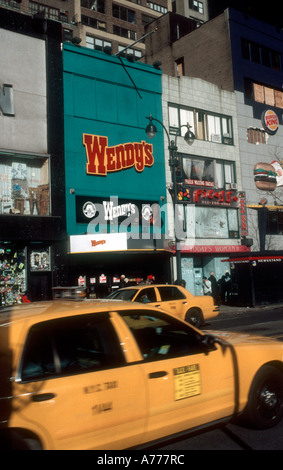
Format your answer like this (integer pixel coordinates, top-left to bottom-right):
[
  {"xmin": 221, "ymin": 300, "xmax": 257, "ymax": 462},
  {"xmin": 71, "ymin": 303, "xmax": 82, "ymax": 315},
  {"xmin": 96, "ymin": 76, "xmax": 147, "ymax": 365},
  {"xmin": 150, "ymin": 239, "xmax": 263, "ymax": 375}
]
[{"xmin": 107, "ymin": 289, "xmax": 137, "ymax": 301}]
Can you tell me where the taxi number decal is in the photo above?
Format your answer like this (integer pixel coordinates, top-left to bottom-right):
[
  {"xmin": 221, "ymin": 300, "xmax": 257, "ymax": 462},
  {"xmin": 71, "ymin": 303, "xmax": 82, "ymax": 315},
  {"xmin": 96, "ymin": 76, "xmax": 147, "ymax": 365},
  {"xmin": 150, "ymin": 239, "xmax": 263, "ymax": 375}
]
[
  {"xmin": 92, "ymin": 402, "xmax": 112, "ymax": 415},
  {"xmin": 84, "ymin": 381, "xmax": 118, "ymax": 394},
  {"xmin": 173, "ymin": 364, "xmax": 201, "ymax": 400}
]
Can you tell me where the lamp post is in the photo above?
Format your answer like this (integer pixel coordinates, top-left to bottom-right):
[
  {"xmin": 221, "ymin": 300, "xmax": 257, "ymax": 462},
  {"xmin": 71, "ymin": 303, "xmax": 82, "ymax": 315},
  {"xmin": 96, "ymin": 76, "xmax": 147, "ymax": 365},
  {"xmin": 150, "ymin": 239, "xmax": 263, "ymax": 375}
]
[{"xmin": 145, "ymin": 114, "xmax": 195, "ymax": 283}]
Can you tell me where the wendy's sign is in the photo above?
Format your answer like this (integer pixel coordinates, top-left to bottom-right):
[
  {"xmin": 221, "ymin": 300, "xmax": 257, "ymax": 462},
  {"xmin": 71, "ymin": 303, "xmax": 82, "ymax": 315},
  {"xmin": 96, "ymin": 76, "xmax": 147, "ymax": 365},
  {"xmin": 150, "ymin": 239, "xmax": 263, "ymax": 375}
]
[{"xmin": 83, "ymin": 134, "xmax": 154, "ymax": 176}]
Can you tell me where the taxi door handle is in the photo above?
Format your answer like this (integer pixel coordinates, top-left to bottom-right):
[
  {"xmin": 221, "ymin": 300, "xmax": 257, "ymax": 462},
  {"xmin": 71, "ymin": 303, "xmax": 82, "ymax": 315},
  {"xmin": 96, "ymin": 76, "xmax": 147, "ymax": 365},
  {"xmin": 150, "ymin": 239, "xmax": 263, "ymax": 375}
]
[
  {"xmin": 32, "ymin": 393, "xmax": 56, "ymax": 402},
  {"xmin": 154, "ymin": 304, "xmax": 161, "ymax": 308},
  {"xmin": 149, "ymin": 371, "xmax": 168, "ymax": 379}
]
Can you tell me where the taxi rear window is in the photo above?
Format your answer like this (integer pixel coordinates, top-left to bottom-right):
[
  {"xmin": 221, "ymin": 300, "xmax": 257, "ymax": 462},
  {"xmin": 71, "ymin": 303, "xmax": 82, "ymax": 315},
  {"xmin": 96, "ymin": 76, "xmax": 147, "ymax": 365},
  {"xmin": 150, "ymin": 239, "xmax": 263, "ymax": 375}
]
[
  {"xmin": 20, "ymin": 313, "xmax": 126, "ymax": 382},
  {"xmin": 158, "ymin": 286, "xmax": 186, "ymax": 301}
]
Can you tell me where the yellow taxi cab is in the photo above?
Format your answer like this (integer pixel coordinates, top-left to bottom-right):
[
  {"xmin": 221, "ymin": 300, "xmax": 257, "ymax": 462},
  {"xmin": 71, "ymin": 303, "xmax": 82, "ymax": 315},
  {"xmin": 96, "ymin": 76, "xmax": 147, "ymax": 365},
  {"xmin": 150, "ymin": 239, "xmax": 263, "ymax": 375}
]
[
  {"xmin": 1, "ymin": 299, "xmax": 283, "ymax": 450},
  {"xmin": 108, "ymin": 284, "xmax": 219, "ymax": 327}
]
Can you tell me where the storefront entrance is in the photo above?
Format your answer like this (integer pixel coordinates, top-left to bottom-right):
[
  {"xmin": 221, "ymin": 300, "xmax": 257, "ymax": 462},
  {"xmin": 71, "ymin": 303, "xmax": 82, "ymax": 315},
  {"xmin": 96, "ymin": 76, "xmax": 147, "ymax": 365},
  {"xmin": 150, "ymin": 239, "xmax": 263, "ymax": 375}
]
[
  {"xmin": 65, "ymin": 251, "xmax": 172, "ymax": 298},
  {"xmin": 181, "ymin": 255, "xmax": 231, "ymax": 296},
  {"xmin": 29, "ymin": 271, "xmax": 52, "ymax": 301},
  {"xmin": 0, "ymin": 242, "xmax": 54, "ymax": 306}
]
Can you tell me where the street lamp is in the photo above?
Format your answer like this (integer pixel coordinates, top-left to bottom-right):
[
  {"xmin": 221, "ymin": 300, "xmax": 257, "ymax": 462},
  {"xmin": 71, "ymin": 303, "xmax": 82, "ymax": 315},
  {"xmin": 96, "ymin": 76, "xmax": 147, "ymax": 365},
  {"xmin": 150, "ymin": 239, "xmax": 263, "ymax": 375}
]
[{"xmin": 145, "ymin": 114, "xmax": 195, "ymax": 283}]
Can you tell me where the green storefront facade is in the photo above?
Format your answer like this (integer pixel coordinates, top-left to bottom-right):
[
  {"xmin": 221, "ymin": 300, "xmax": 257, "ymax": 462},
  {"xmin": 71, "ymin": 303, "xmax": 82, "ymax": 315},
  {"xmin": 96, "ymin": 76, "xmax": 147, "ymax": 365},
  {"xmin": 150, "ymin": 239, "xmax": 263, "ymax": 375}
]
[{"xmin": 62, "ymin": 43, "xmax": 171, "ymax": 295}]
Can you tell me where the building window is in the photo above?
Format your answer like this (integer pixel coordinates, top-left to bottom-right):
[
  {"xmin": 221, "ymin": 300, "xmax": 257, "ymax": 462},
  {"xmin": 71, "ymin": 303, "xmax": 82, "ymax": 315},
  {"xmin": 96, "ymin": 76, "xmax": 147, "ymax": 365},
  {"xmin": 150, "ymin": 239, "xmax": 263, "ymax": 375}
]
[
  {"xmin": 81, "ymin": 0, "xmax": 105, "ymax": 13},
  {"xmin": 267, "ymin": 211, "xmax": 283, "ymax": 235},
  {"xmin": 0, "ymin": 154, "xmax": 50, "ymax": 216},
  {"xmin": 244, "ymin": 79, "xmax": 283, "ymax": 109},
  {"xmin": 63, "ymin": 29, "xmax": 73, "ymax": 42},
  {"xmin": 176, "ymin": 57, "xmax": 184, "ymax": 77},
  {"xmin": 179, "ymin": 155, "xmax": 235, "ymax": 189},
  {"xmin": 195, "ymin": 207, "xmax": 238, "ymax": 238},
  {"xmin": 81, "ymin": 15, "xmax": 106, "ymax": 29},
  {"xmin": 112, "ymin": 4, "xmax": 136, "ymax": 23},
  {"xmin": 1, "ymin": 0, "xmax": 21, "ymax": 9},
  {"xmin": 148, "ymin": 2, "xmax": 168, "ymax": 13},
  {"xmin": 86, "ymin": 36, "xmax": 112, "ymax": 51},
  {"xmin": 169, "ymin": 104, "xmax": 233, "ymax": 145},
  {"xmin": 59, "ymin": 11, "xmax": 69, "ymax": 23},
  {"xmin": 113, "ymin": 25, "xmax": 136, "ymax": 40},
  {"xmin": 141, "ymin": 14, "xmax": 155, "ymax": 26},
  {"xmin": 247, "ymin": 127, "xmax": 267, "ymax": 145},
  {"xmin": 215, "ymin": 161, "xmax": 235, "ymax": 188},
  {"xmin": 184, "ymin": 206, "xmax": 239, "ymax": 239},
  {"xmin": 118, "ymin": 45, "xmax": 142, "ymax": 59},
  {"xmin": 189, "ymin": 0, "xmax": 203, "ymax": 14},
  {"xmin": 181, "ymin": 156, "xmax": 214, "ymax": 186},
  {"xmin": 29, "ymin": 2, "xmax": 63, "ymax": 21},
  {"xmin": 241, "ymin": 38, "xmax": 282, "ymax": 71}
]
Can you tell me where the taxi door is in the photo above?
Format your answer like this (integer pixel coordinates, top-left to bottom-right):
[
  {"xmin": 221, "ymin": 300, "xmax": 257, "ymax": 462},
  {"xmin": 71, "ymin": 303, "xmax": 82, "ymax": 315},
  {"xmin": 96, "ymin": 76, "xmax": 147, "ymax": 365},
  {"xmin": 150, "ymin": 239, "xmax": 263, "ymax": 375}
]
[
  {"xmin": 13, "ymin": 312, "xmax": 147, "ymax": 450},
  {"xmin": 120, "ymin": 309, "xmax": 236, "ymax": 443},
  {"xmin": 140, "ymin": 347, "xmax": 236, "ymax": 442},
  {"xmin": 155, "ymin": 286, "xmax": 188, "ymax": 318}
]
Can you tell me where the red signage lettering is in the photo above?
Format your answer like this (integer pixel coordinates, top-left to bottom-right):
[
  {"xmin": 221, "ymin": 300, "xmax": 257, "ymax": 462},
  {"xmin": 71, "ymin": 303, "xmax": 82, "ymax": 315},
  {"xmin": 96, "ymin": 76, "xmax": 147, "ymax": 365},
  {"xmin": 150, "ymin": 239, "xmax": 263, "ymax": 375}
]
[
  {"xmin": 193, "ymin": 189, "xmax": 238, "ymax": 205},
  {"xmin": 91, "ymin": 239, "xmax": 106, "ymax": 247},
  {"xmin": 83, "ymin": 134, "xmax": 154, "ymax": 176}
]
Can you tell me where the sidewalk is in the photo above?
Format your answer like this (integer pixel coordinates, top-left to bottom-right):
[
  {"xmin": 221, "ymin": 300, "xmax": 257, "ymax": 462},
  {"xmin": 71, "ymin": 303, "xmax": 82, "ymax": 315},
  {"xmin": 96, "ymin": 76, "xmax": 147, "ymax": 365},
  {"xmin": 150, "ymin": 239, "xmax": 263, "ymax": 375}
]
[{"xmin": 218, "ymin": 302, "xmax": 283, "ymax": 317}]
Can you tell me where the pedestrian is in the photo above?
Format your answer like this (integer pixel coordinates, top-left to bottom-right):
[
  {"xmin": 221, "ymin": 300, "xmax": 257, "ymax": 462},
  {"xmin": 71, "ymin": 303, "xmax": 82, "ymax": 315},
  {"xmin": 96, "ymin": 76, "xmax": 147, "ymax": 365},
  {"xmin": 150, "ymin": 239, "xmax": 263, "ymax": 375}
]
[
  {"xmin": 21, "ymin": 291, "xmax": 31, "ymax": 303},
  {"xmin": 223, "ymin": 271, "xmax": 232, "ymax": 303},
  {"xmin": 202, "ymin": 277, "xmax": 212, "ymax": 295},
  {"xmin": 146, "ymin": 274, "xmax": 155, "ymax": 284},
  {"xmin": 174, "ymin": 279, "xmax": 186, "ymax": 287},
  {"xmin": 119, "ymin": 275, "xmax": 126, "ymax": 288},
  {"xmin": 208, "ymin": 272, "xmax": 219, "ymax": 303}
]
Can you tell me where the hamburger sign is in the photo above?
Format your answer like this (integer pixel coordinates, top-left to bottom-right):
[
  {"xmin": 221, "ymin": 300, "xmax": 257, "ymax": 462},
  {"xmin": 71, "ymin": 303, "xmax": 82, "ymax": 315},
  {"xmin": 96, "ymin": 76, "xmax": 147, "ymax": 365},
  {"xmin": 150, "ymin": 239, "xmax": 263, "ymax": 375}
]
[
  {"xmin": 262, "ymin": 110, "xmax": 279, "ymax": 135},
  {"xmin": 254, "ymin": 162, "xmax": 277, "ymax": 191},
  {"xmin": 254, "ymin": 160, "xmax": 283, "ymax": 191}
]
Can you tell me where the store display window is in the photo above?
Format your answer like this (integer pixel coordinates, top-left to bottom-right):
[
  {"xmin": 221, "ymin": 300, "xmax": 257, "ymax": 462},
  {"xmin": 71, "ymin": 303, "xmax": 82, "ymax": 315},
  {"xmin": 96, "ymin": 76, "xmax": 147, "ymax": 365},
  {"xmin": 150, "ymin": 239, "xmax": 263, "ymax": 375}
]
[
  {"xmin": 30, "ymin": 248, "xmax": 51, "ymax": 271},
  {"xmin": 0, "ymin": 154, "xmax": 50, "ymax": 216},
  {"xmin": 185, "ymin": 206, "xmax": 239, "ymax": 239},
  {"xmin": 0, "ymin": 246, "xmax": 26, "ymax": 306}
]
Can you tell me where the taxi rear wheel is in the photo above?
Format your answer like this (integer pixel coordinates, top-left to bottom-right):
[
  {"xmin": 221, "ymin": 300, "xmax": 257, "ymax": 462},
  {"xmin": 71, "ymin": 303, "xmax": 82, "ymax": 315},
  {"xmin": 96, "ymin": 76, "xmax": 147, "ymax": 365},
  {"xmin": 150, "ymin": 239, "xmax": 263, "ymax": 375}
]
[
  {"xmin": 243, "ymin": 365, "xmax": 283, "ymax": 429},
  {"xmin": 185, "ymin": 308, "xmax": 203, "ymax": 328},
  {"xmin": 0, "ymin": 430, "xmax": 42, "ymax": 450}
]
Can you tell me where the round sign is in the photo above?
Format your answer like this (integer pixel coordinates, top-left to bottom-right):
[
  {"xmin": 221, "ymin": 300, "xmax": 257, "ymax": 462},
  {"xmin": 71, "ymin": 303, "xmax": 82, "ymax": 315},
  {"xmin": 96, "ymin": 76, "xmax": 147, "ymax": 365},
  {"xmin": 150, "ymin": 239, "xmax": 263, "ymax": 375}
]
[
  {"xmin": 141, "ymin": 205, "xmax": 153, "ymax": 221},
  {"xmin": 262, "ymin": 110, "xmax": 279, "ymax": 135},
  {"xmin": 82, "ymin": 201, "xmax": 96, "ymax": 218}
]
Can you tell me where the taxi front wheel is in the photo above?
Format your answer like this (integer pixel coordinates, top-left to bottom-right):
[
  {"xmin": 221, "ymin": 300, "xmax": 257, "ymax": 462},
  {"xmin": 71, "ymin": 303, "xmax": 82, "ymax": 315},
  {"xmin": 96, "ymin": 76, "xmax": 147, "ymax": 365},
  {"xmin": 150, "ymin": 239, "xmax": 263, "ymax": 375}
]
[
  {"xmin": 243, "ymin": 365, "xmax": 283, "ymax": 429},
  {"xmin": 185, "ymin": 308, "xmax": 203, "ymax": 328}
]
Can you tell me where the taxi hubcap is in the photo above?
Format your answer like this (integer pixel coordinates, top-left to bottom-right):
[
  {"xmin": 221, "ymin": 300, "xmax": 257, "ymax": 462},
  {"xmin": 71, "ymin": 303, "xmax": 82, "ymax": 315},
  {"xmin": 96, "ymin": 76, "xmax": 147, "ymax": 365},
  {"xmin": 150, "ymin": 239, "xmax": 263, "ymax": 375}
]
[{"xmin": 260, "ymin": 387, "xmax": 278, "ymax": 409}]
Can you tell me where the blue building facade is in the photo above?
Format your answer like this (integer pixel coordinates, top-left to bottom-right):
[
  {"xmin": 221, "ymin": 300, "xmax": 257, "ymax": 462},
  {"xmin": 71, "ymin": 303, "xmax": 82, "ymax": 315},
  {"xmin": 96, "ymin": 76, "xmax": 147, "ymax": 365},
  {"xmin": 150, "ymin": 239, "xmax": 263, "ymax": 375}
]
[
  {"xmin": 62, "ymin": 44, "xmax": 171, "ymax": 292},
  {"xmin": 227, "ymin": 9, "xmax": 283, "ymax": 252}
]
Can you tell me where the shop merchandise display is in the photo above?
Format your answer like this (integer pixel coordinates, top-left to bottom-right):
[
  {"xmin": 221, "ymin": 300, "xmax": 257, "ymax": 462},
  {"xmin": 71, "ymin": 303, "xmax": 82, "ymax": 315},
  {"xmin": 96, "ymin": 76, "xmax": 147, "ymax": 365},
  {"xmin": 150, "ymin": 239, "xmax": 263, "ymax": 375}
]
[{"xmin": 0, "ymin": 248, "xmax": 26, "ymax": 306}]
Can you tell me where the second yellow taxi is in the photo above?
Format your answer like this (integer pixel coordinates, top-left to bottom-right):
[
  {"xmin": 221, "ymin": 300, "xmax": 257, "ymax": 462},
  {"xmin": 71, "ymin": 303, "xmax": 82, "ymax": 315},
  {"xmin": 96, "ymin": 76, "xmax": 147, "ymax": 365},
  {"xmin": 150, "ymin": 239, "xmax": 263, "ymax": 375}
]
[{"xmin": 108, "ymin": 283, "xmax": 219, "ymax": 327}]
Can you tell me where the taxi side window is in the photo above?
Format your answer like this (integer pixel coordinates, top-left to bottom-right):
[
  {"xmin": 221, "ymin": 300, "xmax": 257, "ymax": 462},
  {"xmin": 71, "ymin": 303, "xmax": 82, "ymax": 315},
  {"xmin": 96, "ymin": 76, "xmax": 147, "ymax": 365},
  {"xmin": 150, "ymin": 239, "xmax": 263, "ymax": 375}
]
[
  {"xmin": 120, "ymin": 310, "xmax": 204, "ymax": 361},
  {"xmin": 158, "ymin": 286, "xmax": 186, "ymax": 301},
  {"xmin": 20, "ymin": 313, "xmax": 125, "ymax": 382},
  {"xmin": 135, "ymin": 288, "xmax": 157, "ymax": 303}
]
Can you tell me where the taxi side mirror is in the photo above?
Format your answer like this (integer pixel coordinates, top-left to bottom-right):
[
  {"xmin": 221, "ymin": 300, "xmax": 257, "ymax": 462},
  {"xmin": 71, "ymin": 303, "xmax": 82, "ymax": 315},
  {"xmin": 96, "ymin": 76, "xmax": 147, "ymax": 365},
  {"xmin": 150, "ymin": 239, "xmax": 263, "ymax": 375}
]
[{"xmin": 201, "ymin": 334, "xmax": 217, "ymax": 354}]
